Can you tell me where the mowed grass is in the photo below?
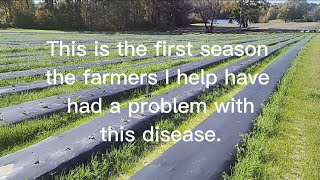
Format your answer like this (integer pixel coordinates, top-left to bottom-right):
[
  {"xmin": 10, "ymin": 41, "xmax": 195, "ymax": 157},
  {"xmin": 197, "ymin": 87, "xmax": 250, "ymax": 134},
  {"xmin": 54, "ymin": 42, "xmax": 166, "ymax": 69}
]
[
  {"xmin": 192, "ymin": 21, "xmax": 320, "ymax": 31},
  {"xmin": 226, "ymin": 35, "xmax": 320, "ymax": 179}
]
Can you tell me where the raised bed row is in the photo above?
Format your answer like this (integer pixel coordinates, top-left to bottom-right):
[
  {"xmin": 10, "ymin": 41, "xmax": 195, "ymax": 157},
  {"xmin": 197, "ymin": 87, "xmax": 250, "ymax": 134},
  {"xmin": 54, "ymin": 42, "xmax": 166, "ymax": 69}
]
[
  {"xmin": 0, "ymin": 34, "xmax": 287, "ymax": 62},
  {"xmin": 0, "ymin": 35, "xmax": 289, "ymax": 96},
  {"xmin": 0, "ymin": 36, "xmax": 308, "ymax": 180},
  {"xmin": 0, "ymin": 35, "xmax": 242, "ymax": 59},
  {"xmin": 0, "ymin": 36, "xmax": 300, "ymax": 125},
  {"xmin": 130, "ymin": 36, "xmax": 312, "ymax": 180},
  {"xmin": 0, "ymin": 35, "xmax": 279, "ymax": 80},
  {"xmin": 0, "ymin": 34, "xmax": 254, "ymax": 47},
  {"xmin": 0, "ymin": 36, "xmax": 252, "ymax": 70},
  {"xmin": 0, "ymin": 54, "xmax": 193, "ymax": 96},
  {"xmin": 0, "ymin": 42, "xmax": 159, "ymax": 70},
  {"xmin": 0, "ymin": 51, "xmax": 161, "ymax": 80},
  {"xmin": 0, "ymin": 37, "xmax": 250, "ymax": 68},
  {"xmin": 0, "ymin": 40, "xmax": 160, "ymax": 60}
]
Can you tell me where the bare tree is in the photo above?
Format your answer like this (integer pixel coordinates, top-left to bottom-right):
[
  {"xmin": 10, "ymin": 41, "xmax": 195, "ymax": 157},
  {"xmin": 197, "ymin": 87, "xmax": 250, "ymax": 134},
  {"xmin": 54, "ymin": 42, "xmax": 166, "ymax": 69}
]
[{"xmin": 189, "ymin": 0, "xmax": 222, "ymax": 33}]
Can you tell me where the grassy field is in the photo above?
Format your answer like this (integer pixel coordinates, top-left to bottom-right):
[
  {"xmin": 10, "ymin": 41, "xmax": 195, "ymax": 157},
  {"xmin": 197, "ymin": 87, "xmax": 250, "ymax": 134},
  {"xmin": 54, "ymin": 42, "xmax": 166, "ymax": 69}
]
[
  {"xmin": 0, "ymin": 40, "xmax": 271, "ymax": 157},
  {"xmin": 251, "ymin": 20, "xmax": 320, "ymax": 30},
  {"xmin": 0, "ymin": 31, "xmax": 277, "ymax": 154},
  {"xmin": 191, "ymin": 21, "xmax": 320, "ymax": 33},
  {"xmin": 0, "ymin": 29, "xmax": 317, "ymax": 179},
  {"xmin": 226, "ymin": 35, "xmax": 320, "ymax": 179}
]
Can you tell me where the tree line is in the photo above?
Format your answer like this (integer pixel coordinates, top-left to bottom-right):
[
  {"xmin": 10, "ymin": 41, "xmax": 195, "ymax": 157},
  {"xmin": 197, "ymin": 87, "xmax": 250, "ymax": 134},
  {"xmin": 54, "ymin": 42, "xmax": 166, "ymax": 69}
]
[
  {"xmin": 268, "ymin": 0, "xmax": 320, "ymax": 23},
  {"xmin": 0, "ymin": 0, "xmax": 189, "ymax": 31},
  {"xmin": 0, "ymin": 0, "xmax": 319, "ymax": 31}
]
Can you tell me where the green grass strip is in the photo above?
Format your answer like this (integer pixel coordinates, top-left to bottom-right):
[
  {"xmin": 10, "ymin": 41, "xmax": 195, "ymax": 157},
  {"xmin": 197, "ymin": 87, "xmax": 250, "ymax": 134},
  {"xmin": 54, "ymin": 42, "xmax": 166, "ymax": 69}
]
[{"xmin": 224, "ymin": 35, "xmax": 320, "ymax": 179}]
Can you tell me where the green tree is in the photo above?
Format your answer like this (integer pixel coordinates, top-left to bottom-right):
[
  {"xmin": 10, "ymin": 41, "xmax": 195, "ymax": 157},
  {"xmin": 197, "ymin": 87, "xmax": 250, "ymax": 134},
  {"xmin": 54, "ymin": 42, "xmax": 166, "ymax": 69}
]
[
  {"xmin": 278, "ymin": 0, "xmax": 308, "ymax": 22},
  {"xmin": 223, "ymin": 0, "xmax": 269, "ymax": 29},
  {"xmin": 267, "ymin": 5, "xmax": 280, "ymax": 20},
  {"xmin": 313, "ymin": 5, "xmax": 320, "ymax": 21},
  {"xmin": 1, "ymin": 0, "xmax": 189, "ymax": 31},
  {"xmin": 278, "ymin": 3, "xmax": 290, "ymax": 22},
  {"xmin": 1, "ymin": 0, "xmax": 13, "ymax": 23}
]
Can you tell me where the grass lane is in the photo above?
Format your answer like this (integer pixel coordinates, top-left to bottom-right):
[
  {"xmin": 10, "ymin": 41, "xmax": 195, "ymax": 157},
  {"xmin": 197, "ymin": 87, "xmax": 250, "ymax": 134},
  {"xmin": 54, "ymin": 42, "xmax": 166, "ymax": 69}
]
[{"xmin": 225, "ymin": 35, "xmax": 320, "ymax": 179}]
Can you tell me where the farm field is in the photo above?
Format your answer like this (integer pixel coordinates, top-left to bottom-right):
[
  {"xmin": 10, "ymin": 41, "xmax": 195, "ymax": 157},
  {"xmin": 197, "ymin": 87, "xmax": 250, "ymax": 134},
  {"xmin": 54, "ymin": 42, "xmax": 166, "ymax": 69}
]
[
  {"xmin": 195, "ymin": 21, "xmax": 320, "ymax": 30},
  {"xmin": 0, "ymin": 30, "xmax": 318, "ymax": 179},
  {"xmin": 189, "ymin": 21, "xmax": 320, "ymax": 33}
]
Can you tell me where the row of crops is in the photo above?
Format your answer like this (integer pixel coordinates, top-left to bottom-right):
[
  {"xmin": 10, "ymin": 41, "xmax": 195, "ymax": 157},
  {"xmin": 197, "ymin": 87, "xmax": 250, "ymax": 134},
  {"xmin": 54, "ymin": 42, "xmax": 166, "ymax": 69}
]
[{"xmin": 0, "ymin": 32, "xmax": 313, "ymax": 179}]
